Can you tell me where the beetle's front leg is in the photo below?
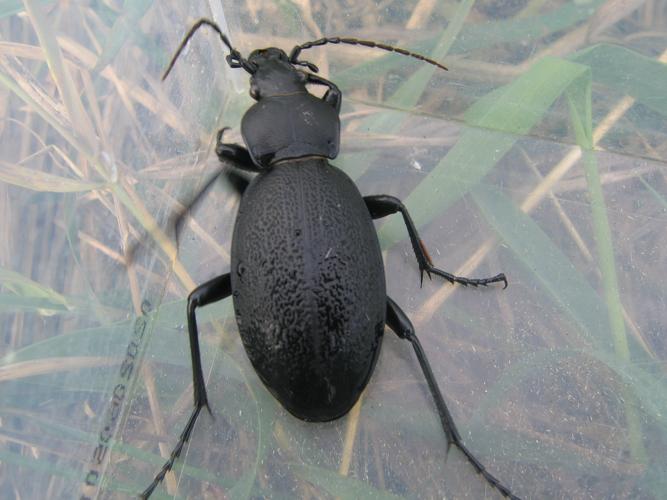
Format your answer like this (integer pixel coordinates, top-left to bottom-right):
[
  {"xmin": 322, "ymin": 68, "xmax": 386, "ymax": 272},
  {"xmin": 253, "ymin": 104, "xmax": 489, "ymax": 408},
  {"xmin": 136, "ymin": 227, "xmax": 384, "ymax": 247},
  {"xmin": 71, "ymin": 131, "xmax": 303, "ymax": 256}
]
[
  {"xmin": 215, "ymin": 127, "xmax": 259, "ymax": 171},
  {"xmin": 305, "ymin": 73, "xmax": 341, "ymax": 112},
  {"xmin": 364, "ymin": 195, "xmax": 507, "ymax": 288}
]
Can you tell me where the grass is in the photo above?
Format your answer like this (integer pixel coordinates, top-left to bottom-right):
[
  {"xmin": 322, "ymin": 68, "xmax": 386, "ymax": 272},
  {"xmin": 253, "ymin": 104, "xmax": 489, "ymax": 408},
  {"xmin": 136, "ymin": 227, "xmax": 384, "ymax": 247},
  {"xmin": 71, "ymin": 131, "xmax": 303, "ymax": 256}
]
[{"xmin": 1, "ymin": 0, "xmax": 666, "ymax": 499}]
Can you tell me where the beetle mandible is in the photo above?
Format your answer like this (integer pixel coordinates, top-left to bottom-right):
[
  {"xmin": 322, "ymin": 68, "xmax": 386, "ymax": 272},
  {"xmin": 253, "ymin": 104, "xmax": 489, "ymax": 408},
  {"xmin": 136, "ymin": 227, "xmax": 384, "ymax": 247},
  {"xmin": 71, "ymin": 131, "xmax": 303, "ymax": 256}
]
[{"xmin": 141, "ymin": 18, "xmax": 517, "ymax": 499}]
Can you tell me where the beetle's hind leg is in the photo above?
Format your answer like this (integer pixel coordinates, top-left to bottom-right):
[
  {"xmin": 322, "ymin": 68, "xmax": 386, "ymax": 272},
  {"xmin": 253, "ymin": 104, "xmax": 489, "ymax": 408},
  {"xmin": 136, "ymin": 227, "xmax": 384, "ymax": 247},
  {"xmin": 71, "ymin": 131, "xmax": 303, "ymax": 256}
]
[
  {"xmin": 142, "ymin": 273, "xmax": 232, "ymax": 499},
  {"xmin": 385, "ymin": 296, "xmax": 519, "ymax": 500},
  {"xmin": 364, "ymin": 195, "xmax": 507, "ymax": 288}
]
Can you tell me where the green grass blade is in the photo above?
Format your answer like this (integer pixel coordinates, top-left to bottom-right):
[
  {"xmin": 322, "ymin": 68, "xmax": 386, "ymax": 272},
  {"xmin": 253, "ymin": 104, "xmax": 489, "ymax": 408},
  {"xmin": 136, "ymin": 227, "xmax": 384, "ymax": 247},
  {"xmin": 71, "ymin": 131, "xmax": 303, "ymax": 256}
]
[
  {"xmin": 337, "ymin": 0, "xmax": 474, "ymax": 176},
  {"xmin": 0, "ymin": 293, "xmax": 71, "ymax": 313},
  {"xmin": 471, "ymin": 184, "xmax": 612, "ymax": 348},
  {"xmin": 333, "ymin": 0, "xmax": 606, "ymax": 90},
  {"xmin": 378, "ymin": 56, "xmax": 590, "ymax": 248},
  {"xmin": 92, "ymin": 0, "xmax": 154, "ymax": 74},
  {"xmin": 0, "ymin": 266, "xmax": 71, "ymax": 310},
  {"xmin": 638, "ymin": 176, "xmax": 667, "ymax": 209},
  {"xmin": 451, "ymin": 0, "xmax": 605, "ymax": 54},
  {"xmin": 387, "ymin": 0, "xmax": 475, "ymax": 109},
  {"xmin": 568, "ymin": 75, "xmax": 646, "ymax": 462},
  {"xmin": 571, "ymin": 44, "xmax": 667, "ymax": 118}
]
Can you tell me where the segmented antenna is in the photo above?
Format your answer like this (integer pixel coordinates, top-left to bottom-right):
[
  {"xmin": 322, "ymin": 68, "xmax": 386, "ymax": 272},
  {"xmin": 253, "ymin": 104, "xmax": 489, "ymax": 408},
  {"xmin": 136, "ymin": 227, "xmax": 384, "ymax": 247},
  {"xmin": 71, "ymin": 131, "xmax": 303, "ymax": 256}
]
[
  {"xmin": 162, "ymin": 18, "xmax": 253, "ymax": 81},
  {"xmin": 289, "ymin": 37, "xmax": 448, "ymax": 72}
]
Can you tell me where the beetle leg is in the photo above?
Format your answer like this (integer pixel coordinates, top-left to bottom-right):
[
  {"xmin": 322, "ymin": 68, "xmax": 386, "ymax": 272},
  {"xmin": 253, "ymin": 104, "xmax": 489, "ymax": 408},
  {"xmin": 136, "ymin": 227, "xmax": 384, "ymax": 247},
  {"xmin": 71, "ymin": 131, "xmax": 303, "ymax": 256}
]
[
  {"xmin": 385, "ymin": 296, "xmax": 519, "ymax": 500},
  {"xmin": 186, "ymin": 273, "xmax": 232, "ymax": 411},
  {"xmin": 215, "ymin": 127, "xmax": 259, "ymax": 171},
  {"xmin": 305, "ymin": 73, "xmax": 342, "ymax": 112},
  {"xmin": 126, "ymin": 129, "xmax": 253, "ymax": 264},
  {"xmin": 364, "ymin": 195, "xmax": 507, "ymax": 288},
  {"xmin": 125, "ymin": 165, "xmax": 227, "ymax": 265},
  {"xmin": 142, "ymin": 273, "xmax": 232, "ymax": 499},
  {"xmin": 169, "ymin": 166, "xmax": 229, "ymax": 251},
  {"xmin": 167, "ymin": 128, "xmax": 256, "ymax": 250}
]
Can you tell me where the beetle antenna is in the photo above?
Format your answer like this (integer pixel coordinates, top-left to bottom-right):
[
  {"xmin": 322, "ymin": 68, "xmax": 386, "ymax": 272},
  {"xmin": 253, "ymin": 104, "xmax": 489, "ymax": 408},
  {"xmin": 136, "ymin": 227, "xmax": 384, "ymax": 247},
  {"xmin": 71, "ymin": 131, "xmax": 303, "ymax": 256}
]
[
  {"xmin": 289, "ymin": 37, "xmax": 448, "ymax": 72},
  {"xmin": 162, "ymin": 18, "xmax": 254, "ymax": 80}
]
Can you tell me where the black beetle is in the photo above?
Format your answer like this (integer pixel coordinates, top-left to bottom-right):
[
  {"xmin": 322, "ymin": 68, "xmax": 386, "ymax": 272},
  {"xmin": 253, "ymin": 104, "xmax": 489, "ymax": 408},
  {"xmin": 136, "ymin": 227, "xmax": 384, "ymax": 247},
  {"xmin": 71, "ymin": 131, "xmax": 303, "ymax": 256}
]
[{"xmin": 141, "ymin": 18, "xmax": 516, "ymax": 499}]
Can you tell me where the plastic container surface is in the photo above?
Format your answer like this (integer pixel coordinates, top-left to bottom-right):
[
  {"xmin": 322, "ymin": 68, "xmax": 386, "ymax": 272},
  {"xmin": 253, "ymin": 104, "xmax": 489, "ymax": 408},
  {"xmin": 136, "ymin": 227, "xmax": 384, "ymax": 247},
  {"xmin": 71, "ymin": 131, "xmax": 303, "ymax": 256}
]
[{"xmin": 1, "ymin": 1, "xmax": 665, "ymax": 498}]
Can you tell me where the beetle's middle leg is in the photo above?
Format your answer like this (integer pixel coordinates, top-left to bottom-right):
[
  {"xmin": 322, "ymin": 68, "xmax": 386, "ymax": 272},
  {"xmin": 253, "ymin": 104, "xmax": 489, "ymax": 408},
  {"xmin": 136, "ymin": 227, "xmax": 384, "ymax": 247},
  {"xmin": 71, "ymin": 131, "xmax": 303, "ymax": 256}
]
[
  {"xmin": 142, "ymin": 273, "xmax": 232, "ymax": 499},
  {"xmin": 364, "ymin": 195, "xmax": 507, "ymax": 288},
  {"xmin": 385, "ymin": 296, "xmax": 519, "ymax": 500}
]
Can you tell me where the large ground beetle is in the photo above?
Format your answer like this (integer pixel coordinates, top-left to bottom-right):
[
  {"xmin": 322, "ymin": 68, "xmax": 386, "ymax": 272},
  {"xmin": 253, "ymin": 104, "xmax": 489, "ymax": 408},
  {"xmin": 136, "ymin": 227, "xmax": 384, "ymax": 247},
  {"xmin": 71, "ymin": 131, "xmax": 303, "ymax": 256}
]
[{"xmin": 141, "ymin": 18, "xmax": 516, "ymax": 499}]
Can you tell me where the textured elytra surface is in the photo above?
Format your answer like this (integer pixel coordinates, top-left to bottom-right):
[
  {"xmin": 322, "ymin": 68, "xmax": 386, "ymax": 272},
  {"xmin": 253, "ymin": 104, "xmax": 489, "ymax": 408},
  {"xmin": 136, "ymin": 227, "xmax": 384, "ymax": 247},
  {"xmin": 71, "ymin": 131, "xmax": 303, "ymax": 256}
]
[{"xmin": 230, "ymin": 160, "xmax": 386, "ymax": 421}]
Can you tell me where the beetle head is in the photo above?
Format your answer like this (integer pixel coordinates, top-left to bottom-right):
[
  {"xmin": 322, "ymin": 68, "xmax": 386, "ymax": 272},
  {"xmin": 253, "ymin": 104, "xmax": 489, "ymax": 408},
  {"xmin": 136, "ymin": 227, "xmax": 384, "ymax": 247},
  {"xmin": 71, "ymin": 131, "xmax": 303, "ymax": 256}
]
[{"xmin": 246, "ymin": 48, "xmax": 308, "ymax": 100}]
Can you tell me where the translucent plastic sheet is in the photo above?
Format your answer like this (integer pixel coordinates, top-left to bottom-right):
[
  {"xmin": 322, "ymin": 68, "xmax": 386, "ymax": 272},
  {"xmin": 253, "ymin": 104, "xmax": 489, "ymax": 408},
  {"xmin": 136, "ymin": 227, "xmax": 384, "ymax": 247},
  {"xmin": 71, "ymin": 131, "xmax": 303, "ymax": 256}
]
[{"xmin": 1, "ymin": 1, "xmax": 666, "ymax": 499}]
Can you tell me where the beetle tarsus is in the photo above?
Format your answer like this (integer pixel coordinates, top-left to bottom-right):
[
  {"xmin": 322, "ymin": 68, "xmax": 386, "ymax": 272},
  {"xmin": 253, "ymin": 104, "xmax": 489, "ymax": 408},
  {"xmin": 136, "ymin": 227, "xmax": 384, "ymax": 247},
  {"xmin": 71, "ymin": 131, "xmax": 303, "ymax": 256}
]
[
  {"xmin": 364, "ymin": 195, "xmax": 507, "ymax": 289},
  {"xmin": 143, "ymin": 274, "xmax": 232, "ymax": 498},
  {"xmin": 141, "ymin": 403, "xmax": 205, "ymax": 499},
  {"xmin": 426, "ymin": 267, "xmax": 507, "ymax": 288}
]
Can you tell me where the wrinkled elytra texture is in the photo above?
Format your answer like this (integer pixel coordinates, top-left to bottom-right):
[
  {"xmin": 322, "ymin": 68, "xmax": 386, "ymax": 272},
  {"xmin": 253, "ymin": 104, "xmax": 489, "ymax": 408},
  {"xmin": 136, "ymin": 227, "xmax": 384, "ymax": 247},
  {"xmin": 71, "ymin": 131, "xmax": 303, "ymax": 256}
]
[{"xmin": 231, "ymin": 159, "xmax": 386, "ymax": 421}]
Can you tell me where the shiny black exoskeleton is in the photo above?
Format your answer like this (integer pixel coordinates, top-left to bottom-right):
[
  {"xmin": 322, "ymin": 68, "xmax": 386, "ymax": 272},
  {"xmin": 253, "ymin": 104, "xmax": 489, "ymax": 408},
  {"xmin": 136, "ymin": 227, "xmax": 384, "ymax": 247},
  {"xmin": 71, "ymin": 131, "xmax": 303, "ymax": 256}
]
[{"xmin": 141, "ymin": 19, "xmax": 516, "ymax": 499}]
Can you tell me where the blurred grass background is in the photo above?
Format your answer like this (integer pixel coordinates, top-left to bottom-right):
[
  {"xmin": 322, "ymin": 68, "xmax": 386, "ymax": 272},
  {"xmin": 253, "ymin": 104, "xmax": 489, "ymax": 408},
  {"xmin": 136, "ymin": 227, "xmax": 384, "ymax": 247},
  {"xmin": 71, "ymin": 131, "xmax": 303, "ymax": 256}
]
[{"xmin": 0, "ymin": 0, "xmax": 666, "ymax": 498}]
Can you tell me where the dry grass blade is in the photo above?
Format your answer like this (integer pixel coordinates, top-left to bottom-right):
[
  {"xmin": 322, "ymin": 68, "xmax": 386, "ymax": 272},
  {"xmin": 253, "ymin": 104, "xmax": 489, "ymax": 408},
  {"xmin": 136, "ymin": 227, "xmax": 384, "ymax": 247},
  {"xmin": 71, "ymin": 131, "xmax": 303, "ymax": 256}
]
[
  {"xmin": 23, "ymin": 0, "xmax": 96, "ymax": 151},
  {"xmin": 587, "ymin": 0, "xmax": 649, "ymax": 41},
  {"xmin": 0, "ymin": 160, "xmax": 106, "ymax": 192},
  {"xmin": 56, "ymin": 36, "xmax": 192, "ymax": 139},
  {"xmin": 0, "ymin": 54, "xmax": 71, "ymax": 138},
  {"xmin": 0, "ymin": 357, "xmax": 116, "ymax": 382}
]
